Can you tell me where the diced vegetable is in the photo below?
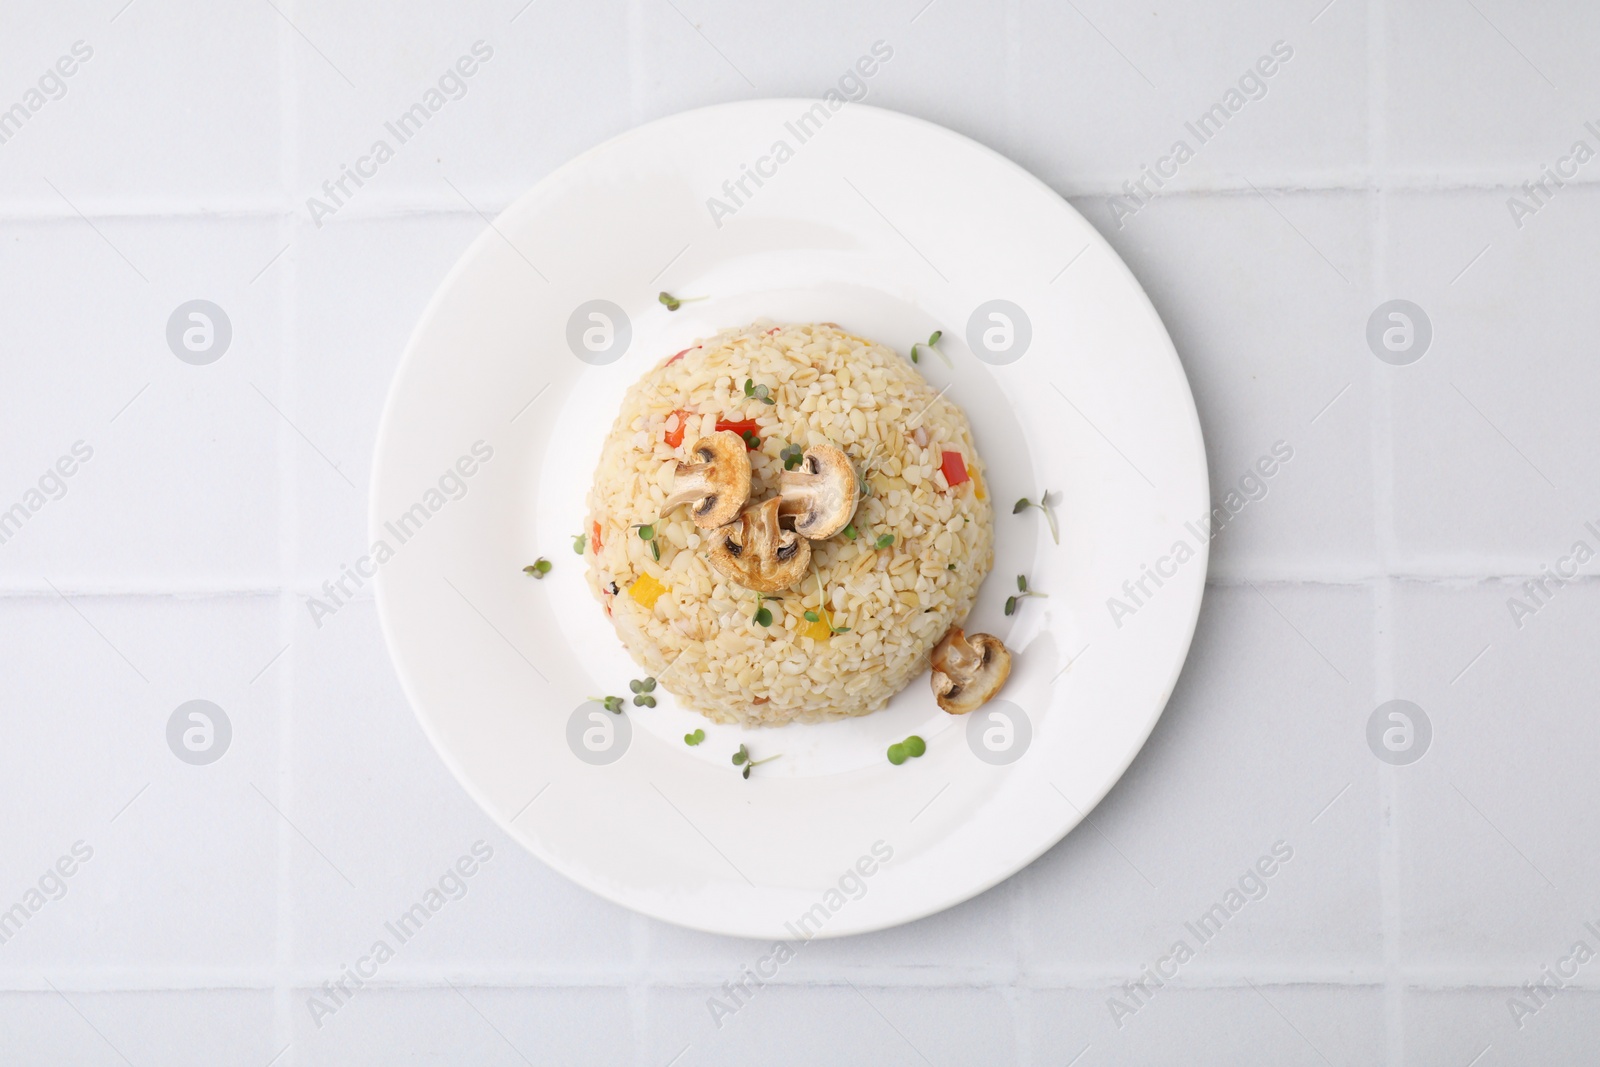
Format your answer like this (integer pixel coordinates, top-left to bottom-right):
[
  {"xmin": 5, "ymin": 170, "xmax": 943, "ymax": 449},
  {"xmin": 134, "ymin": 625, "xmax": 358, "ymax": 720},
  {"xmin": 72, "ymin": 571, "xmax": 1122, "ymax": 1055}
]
[
  {"xmin": 970, "ymin": 467, "xmax": 986, "ymax": 501},
  {"xmin": 940, "ymin": 450, "xmax": 969, "ymax": 487},
  {"xmin": 590, "ymin": 521, "xmax": 603, "ymax": 554},
  {"xmin": 715, "ymin": 418, "xmax": 761, "ymax": 449},
  {"xmin": 663, "ymin": 409, "xmax": 694, "ymax": 448},
  {"xmin": 665, "ymin": 347, "xmax": 691, "ymax": 366},
  {"xmin": 628, "ymin": 573, "xmax": 668, "ymax": 610},
  {"xmin": 799, "ymin": 614, "xmax": 833, "ymax": 642}
]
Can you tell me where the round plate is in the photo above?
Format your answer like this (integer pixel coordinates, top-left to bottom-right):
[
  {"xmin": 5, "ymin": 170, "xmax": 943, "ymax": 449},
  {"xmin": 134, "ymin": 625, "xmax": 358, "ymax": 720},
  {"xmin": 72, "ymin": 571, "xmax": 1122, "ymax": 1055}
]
[{"xmin": 372, "ymin": 100, "xmax": 1207, "ymax": 938}]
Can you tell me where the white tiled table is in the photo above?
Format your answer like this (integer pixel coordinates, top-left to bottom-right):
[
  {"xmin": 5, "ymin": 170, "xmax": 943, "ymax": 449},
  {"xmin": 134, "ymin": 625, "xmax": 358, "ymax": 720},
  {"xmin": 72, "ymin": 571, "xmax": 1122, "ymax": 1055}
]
[{"xmin": 3, "ymin": 2, "xmax": 1597, "ymax": 1063}]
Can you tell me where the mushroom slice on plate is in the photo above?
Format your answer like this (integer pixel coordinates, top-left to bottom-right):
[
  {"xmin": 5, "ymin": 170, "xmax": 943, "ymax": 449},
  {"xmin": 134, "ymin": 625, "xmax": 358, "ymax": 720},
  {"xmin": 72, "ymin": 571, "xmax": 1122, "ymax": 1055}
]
[
  {"xmin": 662, "ymin": 431, "xmax": 752, "ymax": 528},
  {"xmin": 777, "ymin": 443, "xmax": 858, "ymax": 539},
  {"xmin": 929, "ymin": 627, "xmax": 1012, "ymax": 714},
  {"xmin": 708, "ymin": 497, "xmax": 811, "ymax": 593}
]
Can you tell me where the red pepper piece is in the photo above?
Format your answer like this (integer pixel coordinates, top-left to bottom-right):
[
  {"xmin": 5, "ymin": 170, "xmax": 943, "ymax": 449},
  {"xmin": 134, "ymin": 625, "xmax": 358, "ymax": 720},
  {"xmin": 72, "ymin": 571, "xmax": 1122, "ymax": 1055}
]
[
  {"xmin": 940, "ymin": 450, "xmax": 969, "ymax": 487},
  {"xmin": 663, "ymin": 409, "xmax": 694, "ymax": 448},
  {"xmin": 715, "ymin": 418, "xmax": 761, "ymax": 449}
]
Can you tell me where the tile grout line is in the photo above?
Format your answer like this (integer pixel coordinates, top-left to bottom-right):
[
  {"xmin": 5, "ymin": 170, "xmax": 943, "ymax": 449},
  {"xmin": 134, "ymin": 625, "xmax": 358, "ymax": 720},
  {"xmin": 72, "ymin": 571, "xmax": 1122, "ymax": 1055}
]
[
  {"xmin": 9, "ymin": 173, "xmax": 1600, "ymax": 224},
  {"xmin": 1367, "ymin": 0, "xmax": 1404, "ymax": 1062},
  {"xmin": 274, "ymin": 3, "xmax": 299, "ymax": 1062},
  {"xmin": 1002, "ymin": 2, "xmax": 1034, "ymax": 1063},
  {"xmin": 24, "ymin": 965, "xmax": 1600, "ymax": 992}
]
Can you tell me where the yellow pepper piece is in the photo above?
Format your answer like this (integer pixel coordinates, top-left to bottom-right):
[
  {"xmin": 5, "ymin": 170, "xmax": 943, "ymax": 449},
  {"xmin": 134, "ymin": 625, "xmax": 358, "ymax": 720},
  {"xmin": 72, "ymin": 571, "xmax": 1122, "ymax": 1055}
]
[
  {"xmin": 799, "ymin": 615, "xmax": 833, "ymax": 641},
  {"xmin": 970, "ymin": 468, "xmax": 987, "ymax": 501},
  {"xmin": 628, "ymin": 573, "xmax": 668, "ymax": 610}
]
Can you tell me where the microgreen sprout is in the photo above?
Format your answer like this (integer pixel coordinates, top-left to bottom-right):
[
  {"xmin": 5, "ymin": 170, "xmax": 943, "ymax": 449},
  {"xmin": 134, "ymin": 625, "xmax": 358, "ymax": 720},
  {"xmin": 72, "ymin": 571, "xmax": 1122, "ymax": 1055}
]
[
  {"xmin": 658, "ymin": 291, "xmax": 706, "ymax": 311},
  {"xmin": 886, "ymin": 734, "xmax": 927, "ymax": 765},
  {"xmin": 589, "ymin": 695, "xmax": 624, "ymax": 714},
  {"xmin": 910, "ymin": 329, "xmax": 950, "ymax": 367},
  {"xmin": 947, "ymin": 563, "xmax": 956, "ymax": 570},
  {"xmin": 684, "ymin": 728, "xmax": 705, "ymax": 746},
  {"xmin": 842, "ymin": 523, "xmax": 858, "ymax": 540},
  {"xmin": 632, "ymin": 523, "xmax": 660, "ymax": 561},
  {"xmin": 1004, "ymin": 573, "xmax": 1049, "ymax": 616},
  {"xmin": 805, "ymin": 562, "xmax": 851, "ymax": 635},
  {"xmin": 740, "ymin": 428, "xmax": 761, "ymax": 449},
  {"xmin": 780, "ymin": 443, "xmax": 805, "ymax": 470},
  {"xmin": 629, "ymin": 676, "xmax": 657, "ymax": 707},
  {"xmin": 743, "ymin": 378, "xmax": 777, "ymax": 405},
  {"xmin": 572, "ymin": 533, "xmax": 586, "ymax": 554},
  {"xmin": 732, "ymin": 743, "xmax": 781, "ymax": 779},
  {"xmin": 1013, "ymin": 491, "xmax": 1060, "ymax": 544},
  {"xmin": 523, "ymin": 558, "xmax": 552, "ymax": 578},
  {"xmin": 874, "ymin": 533, "xmax": 895, "ymax": 550},
  {"xmin": 851, "ymin": 443, "xmax": 881, "ymax": 499},
  {"xmin": 752, "ymin": 594, "xmax": 781, "ymax": 627}
]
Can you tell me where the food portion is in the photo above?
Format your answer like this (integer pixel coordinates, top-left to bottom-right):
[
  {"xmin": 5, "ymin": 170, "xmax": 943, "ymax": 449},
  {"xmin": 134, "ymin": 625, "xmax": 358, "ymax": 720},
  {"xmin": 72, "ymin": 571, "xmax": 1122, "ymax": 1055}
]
[{"xmin": 583, "ymin": 321, "xmax": 996, "ymax": 726}]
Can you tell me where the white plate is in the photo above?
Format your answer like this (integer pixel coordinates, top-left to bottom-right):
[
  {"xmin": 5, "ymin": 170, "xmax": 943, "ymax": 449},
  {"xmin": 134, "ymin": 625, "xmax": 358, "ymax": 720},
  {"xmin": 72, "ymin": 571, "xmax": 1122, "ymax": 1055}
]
[{"xmin": 372, "ymin": 100, "xmax": 1207, "ymax": 938}]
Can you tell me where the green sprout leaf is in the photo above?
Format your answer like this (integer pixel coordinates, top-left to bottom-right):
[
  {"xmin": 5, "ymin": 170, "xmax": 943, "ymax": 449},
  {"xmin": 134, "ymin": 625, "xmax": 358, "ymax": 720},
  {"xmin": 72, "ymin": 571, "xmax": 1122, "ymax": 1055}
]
[
  {"xmin": 754, "ymin": 606, "xmax": 773, "ymax": 627},
  {"xmin": 804, "ymin": 610, "xmax": 820, "ymax": 622},
  {"xmin": 843, "ymin": 523, "xmax": 858, "ymax": 540},
  {"xmin": 913, "ymin": 330, "xmax": 951, "ymax": 367},
  {"xmin": 947, "ymin": 563, "xmax": 956, "ymax": 570},
  {"xmin": 636, "ymin": 524, "xmax": 655, "ymax": 540},
  {"xmin": 572, "ymin": 534, "xmax": 586, "ymax": 554},
  {"xmin": 733, "ymin": 745, "xmax": 781, "ymax": 779},
  {"xmin": 684, "ymin": 729, "xmax": 705, "ymax": 746},
  {"xmin": 523, "ymin": 558, "xmax": 552, "ymax": 578},
  {"xmin": 781, "ymin": 443, "xmax": 805, "ymax": 470},
  {"xmin": 904, "ymin": 735, "xmax": 926, "ymax": 758},
  {"xmin": 875, "ymin": 533, "xmax": 894, "ymax": 550},
  {"xmin": 1006, "ymin": 574, "xmax": 1049, "ymax": 616},
  {"xmin": 590, "ymin": 695, "xmax": 624, "ymax": 714},
  {"xmin": 887, "ymin": 743, "xmax": 908, "ymax": 765},
  {"xmin": 744, "ymin": 378, "xmax": 755, "ymax": 396},
  {"xmin": 633, "ymin": 694, "xmax": 656, "ymax": 707},
  {"xmin": 1015, "ymin": 490, "xmax": 1060, "ymax": 543}
]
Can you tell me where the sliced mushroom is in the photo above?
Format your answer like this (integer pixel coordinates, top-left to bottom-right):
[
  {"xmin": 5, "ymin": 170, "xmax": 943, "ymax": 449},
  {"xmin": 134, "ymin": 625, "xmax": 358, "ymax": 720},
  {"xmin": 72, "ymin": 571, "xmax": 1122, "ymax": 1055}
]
[
  {"xmin": 929, "ymin": 627, "xmax": 1012, "ymax": 714},
  {"xmin": 662, "ymin": 431, "xmax": 752, "ymax": 529},
  {"xmin": 708, "ymin": 497, "xmax": 811, "ymax": 593},
  {"xmin": 777, "ymin": 444, "xmax": 858, "ymax": 539}
]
